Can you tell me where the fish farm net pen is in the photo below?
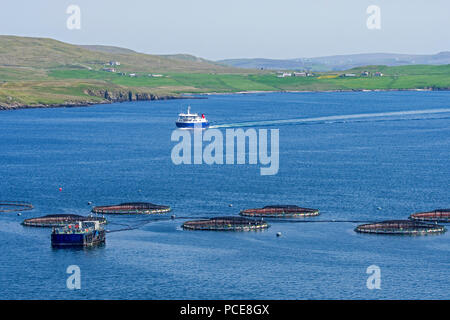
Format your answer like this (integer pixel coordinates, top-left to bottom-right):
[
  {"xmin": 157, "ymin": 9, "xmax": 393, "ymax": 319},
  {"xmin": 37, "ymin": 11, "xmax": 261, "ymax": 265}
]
[
  {"xmin": 22, "ymin": 214, "xmax": 107, "ymax": 227},
  {"xmin": 355, "ymin": 220, "xmax": 447, "ymax": 235},
  {"xmin": 182, "ymin": 216, "xmax": 269, "ymax": 231},
  {"xmin": 91, "ymin": 202, "xmax": 171, "ymax": 215},
  {"xmin": 0, "ymin": 201, "xmax": 33, "ymax": 212},
  {"xmin": 240, "ymin": 205, "xmax": 320, "ymax": 218},
  {"xmin": 409, "ymin": 209, "xmax": 450, "ymax": 223}
]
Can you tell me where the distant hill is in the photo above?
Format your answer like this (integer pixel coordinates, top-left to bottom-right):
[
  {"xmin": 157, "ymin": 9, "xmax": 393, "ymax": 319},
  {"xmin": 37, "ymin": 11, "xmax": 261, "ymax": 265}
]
[
  {"xmin": 0, "ymin": 35, "xmax": 240, "ymax": 73},
  {"xmin": 161, "ymin": 54, "xmax": 214, "ymax": 63},
  {"xmin": 78, "ymin": 45, "xmax": 137, "ymax": 55},
  {"xmin": 1, "ymin": 35, "xmax": 449, "ymax": 110},
  {"xmin": 218, "ymin": 52, "xmax": 450, "ymax": 71}
]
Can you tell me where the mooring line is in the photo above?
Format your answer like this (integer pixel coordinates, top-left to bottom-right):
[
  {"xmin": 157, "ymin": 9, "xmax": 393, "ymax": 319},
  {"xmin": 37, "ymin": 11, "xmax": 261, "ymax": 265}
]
[
  {"xmin": 272, "ymin": 219, "xmax": 376, "ymax": 223},
  {"xmin": 104, "ymin": 216, "xmax": 380, "ymax": 233}
]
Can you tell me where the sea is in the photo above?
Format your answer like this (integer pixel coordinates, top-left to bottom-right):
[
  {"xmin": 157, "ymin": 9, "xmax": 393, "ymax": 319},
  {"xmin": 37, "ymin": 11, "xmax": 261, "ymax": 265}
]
[{"xmin": 0, "ymin": 91, "xmax": 449, "ymax": 299}]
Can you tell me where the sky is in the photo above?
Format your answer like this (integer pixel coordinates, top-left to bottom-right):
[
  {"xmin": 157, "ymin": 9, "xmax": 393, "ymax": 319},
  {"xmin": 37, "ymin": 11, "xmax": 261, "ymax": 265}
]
[{"xmin": 0, "ymin": 0, "xmax": 448, "ymax": 60}]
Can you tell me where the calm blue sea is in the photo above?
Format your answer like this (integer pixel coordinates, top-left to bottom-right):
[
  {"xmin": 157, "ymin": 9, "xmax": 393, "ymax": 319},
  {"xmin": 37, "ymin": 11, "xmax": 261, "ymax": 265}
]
[{"xmin": 0, "ymin": 91, "xmax": 449, "ymax": 299}]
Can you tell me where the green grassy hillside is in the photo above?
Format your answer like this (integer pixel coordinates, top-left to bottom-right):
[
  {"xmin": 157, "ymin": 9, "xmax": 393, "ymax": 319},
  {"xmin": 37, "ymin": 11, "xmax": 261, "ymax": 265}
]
[
  {"xmin": 0, "ymin": 36, "xmax": 449, "ymax": 109},
  {"xmin": 0, "ymin": 35, "xmax": 241, "ymax": 73}
]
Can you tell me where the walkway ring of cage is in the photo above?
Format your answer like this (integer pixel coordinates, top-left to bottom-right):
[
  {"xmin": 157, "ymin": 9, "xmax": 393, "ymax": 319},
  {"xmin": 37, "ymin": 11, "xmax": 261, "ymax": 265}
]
[
  {"xmin": 22, "ymin": 214, "xmax": 107, "ymax": 227},
  {"xmin": 409, "ymin": 209, "xmax": 450, "ymax": 223},
  {"xmin": 91, "ymin": 202, "xmax": 171, "ymax": 215},
  {"xmin": 182, "ymin": 216, "xmax": 270, "ymax": 231},
  {"xmin": 0, "ymin": 201, "xmax": 33, "ymax": 213},
  {"xmin": 240, "ymin": 205, "xmax": 320, "ymax": 218},
  {"xmin": 355, "ymin": 220, "xmax": 446, "ymax": 235}
]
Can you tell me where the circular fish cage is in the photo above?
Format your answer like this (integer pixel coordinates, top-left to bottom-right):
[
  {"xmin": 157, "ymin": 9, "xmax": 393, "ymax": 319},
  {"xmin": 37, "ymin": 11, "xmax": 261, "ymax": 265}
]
[
  {"xmin": 182, "ymin": 216, "xmax": 269, "ymax": 231},
  {"xmin": 0, "ymin": 201, "xmax": 33, "ymax": 213},
  {"xmin": 91, "ymin": 202, "xmax": 171, "ymax": 215},
  {"xmin": 22, "ymin": 214, "xmax": 107, "ymax": 228},
  {"xmin": 240, "ymin": 205, "xmax": 319, "ymax": 218},
  {"xmin": 409, "ymin": 209, "xmax": 450, "ymax": 223},
  {"xmin": 355, "ymin": 220, "xmax": 446, "ymax": 235}
]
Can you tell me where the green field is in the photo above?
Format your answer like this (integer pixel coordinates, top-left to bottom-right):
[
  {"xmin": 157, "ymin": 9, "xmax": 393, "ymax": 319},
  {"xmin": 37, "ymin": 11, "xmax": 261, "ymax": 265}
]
[
  {"xmin": 47, "ymin": 64, "xmax": 450, "ymax": 91},
  {"xmin": 46, "ymin": 65, "xmax": 450, "ymax": 93},
  {"xmin": 1, "ymin": 36, "xmax": 449, "ymax": 109}
]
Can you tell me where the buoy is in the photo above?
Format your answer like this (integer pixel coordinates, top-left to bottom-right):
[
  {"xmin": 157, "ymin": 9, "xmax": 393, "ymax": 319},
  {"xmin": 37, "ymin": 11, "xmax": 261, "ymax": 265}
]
[
  {"xmin": 229, "ymin": 204, "xmax": 233, "ymax": 207},
  {"xmin": 59, "ymin": 187, "xmax": 62, "ymax": 192},
  {"xmin": 276, "ymin": 232, "xmax": 282, "ymax": 237},
  {"xmin": 17, "ymin": 212, "xmax": 22, "ymax": 216}
]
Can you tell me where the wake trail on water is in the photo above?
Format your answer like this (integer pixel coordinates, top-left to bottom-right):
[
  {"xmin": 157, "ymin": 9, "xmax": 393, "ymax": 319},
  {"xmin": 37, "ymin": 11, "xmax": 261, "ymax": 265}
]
[{"xmin": 209, "ymin": 108, "xmax": 450, "ymax": 129}]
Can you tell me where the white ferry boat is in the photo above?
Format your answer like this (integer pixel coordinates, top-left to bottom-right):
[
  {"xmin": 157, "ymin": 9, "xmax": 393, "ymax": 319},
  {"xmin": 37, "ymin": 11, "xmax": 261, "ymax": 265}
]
[{"xmin": 175, "ymin": 106, "xmax": 210, "ymax": 129}]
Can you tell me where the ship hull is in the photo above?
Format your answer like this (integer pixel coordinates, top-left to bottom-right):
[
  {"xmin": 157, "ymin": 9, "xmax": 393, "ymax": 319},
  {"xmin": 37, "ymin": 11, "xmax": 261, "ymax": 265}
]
[
  {"xmin": 175, "ymin": 122, "xmax": 210, "ymax": 129},
  {"xmin": 51, "ymin": 230, "xmax": 106, "ymax": 247}
]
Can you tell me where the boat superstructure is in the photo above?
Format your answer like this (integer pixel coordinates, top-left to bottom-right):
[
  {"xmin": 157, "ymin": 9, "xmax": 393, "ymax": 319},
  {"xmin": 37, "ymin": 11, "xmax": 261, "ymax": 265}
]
[{"xmin": 176, "ymin": 106, "xmax": 209, "ymax": 129}]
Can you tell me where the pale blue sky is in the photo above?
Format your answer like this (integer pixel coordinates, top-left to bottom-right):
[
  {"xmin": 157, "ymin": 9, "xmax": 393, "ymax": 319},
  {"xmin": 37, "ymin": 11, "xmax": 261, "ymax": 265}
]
[{"xmin": 0, "ymin": 0, "xmax": 448, "ymax": 60}]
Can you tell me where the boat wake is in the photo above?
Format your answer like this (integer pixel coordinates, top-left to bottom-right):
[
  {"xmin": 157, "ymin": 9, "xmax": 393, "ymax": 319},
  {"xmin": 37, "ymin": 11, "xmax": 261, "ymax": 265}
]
[{"xmin": 209, "ymin": 108, "xmax": 450, "ymax": 129}]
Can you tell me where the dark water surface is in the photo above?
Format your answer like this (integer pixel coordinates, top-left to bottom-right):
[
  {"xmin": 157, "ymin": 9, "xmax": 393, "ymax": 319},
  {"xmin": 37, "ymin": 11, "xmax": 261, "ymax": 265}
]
[{"xmin": 0, "ymin": 91, "xmax": 449, "ymax": 299}]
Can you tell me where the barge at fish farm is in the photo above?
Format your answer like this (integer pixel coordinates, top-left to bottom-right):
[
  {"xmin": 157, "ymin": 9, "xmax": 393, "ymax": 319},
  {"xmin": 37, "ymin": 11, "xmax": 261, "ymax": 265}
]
[
  {"xmin": 22, "ymin": 214, "xmax": 107, "ymax": 227},
  {"xmin": 91, "ymin": 202, "xmax": 171, "ymax": 215},
  {"xmin": 240, "ymin": 205, "xmax": 319, "ymax": 218},
  {"xmin": 51, "ymin": 221, "xmax": 105, "ymax": 247},
  {"xmin": 355, "ymin": 220, "xmax": 446, "ymax": 235},
  {"xmin": 182, "ymin": 216, "xmax": 269, "ymax": 231},
  {"xmin": 409, "ymin": 209, "xmax": 450, "ymax": 223}
]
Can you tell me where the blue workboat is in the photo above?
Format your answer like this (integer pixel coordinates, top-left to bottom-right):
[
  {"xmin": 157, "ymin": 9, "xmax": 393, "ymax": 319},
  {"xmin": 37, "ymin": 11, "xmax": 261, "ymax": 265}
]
[
  {"xmin": 51, "ymin": 221, "xmax": 105, "ymax": 247},
  {"xmin": 175, "ymin": 106, "xmax": 210, "ymax": 129}
]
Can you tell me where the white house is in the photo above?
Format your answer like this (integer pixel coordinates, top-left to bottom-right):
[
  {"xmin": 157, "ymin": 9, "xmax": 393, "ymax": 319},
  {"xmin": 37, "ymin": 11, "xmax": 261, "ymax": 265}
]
[{"xmin": 277, "ymin": 72, "xmax": 292, "ymax": 78}]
